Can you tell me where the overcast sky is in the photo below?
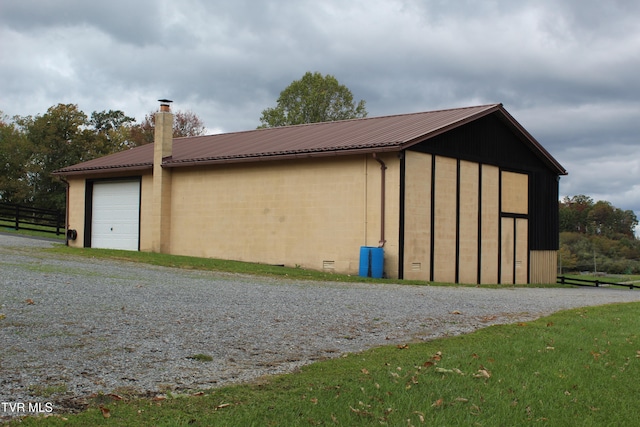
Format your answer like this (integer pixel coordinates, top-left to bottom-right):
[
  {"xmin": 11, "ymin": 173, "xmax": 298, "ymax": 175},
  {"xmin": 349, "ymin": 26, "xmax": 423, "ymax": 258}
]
[{"xmin": 1, "ymin": 0, "xmax": 639, "ymax": 226}]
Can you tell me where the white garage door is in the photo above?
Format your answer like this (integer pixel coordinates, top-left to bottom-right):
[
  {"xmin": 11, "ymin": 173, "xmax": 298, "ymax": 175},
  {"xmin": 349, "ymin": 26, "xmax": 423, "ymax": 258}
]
[{"xmin": 91, "ymin": 180, "xmax": 140, "ymax": 250}]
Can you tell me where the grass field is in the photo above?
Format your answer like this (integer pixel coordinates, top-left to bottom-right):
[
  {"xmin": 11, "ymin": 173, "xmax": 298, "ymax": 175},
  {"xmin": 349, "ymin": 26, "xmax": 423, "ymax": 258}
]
[
  {"xmin": 7, "ymin": 302, "xmax": 640, "ymax": 426},
  {"xmin": 0, "ymin": 223, "xmax": 65, "ymax": 240}
]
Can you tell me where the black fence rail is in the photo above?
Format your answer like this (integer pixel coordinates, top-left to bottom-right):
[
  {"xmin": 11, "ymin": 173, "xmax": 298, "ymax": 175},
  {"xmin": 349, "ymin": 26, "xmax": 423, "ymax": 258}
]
[
  {"xmin": 557, "ymin": 276, "xmax": 640, "ymax": 290},
  {"xmin": 0, "ymin": 202, "xmax": 64, "ymax": 236}
]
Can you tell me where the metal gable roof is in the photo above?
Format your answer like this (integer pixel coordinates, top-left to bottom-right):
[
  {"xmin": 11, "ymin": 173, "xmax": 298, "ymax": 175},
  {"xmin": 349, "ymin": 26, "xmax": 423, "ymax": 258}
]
[{"xmin": 53, "ymin": 104, "xmax": 566, "ymax": 176}]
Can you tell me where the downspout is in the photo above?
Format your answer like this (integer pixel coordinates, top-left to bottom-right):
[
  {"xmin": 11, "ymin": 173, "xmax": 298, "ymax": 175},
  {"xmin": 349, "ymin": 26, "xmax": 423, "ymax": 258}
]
[
  {"xmin": 59, "ymin": 176, "xmax": 70, "ymax": 246},
  {"xmin": 372, "ymin": 153, "xmax": 387, "ymax": 247}
]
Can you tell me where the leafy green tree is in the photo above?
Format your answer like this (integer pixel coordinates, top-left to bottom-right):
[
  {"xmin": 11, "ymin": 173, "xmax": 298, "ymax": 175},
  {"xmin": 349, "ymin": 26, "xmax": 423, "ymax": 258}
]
[
  {"xmin": 90, "ymin": 109, "xmax": 136, "ymax": 154},
  {"xmin": 559, "ymin": 195, "xmax": 640, "ymax": 274},
  {"xmin": 259, "ymin": 71, "xmax": 367, "ymax": 128},
  {"xmin": 24, "ymin": 104, "xmax": 95, "ymax": 210},
  {"xmin": 559, "ymin": 195, "xmax": 593, "ymax": 233},
  {"xmin": 0, "ymin": 112, "xmax": 33, "ymax": 204},
  {"xmin": 129, "ymin": 110, "xmax": 206, "ymax": 147}
]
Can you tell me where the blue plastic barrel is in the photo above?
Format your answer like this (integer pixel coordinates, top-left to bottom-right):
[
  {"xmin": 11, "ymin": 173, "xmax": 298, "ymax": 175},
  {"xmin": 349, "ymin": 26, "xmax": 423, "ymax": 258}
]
[{"xmin": 359, "ymin": 246, "xmax": 384, "ymax": 278}]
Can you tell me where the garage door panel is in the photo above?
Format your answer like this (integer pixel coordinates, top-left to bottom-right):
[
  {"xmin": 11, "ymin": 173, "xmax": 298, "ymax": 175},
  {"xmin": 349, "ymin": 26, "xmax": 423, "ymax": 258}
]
[{"xmin": 91, "ymin": 180, "xmax": 140, "ymax": 250}]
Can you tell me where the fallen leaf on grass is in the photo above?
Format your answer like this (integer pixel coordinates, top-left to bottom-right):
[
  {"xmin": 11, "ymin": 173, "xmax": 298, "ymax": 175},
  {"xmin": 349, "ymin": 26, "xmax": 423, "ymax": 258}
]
[
  {"xmin": 424, "ymin": 351, "xmax": 442, "ymax": 366},
  {"xmin": 473, "ymin": 369, "xmax": 491, "ymax": 379},
  {"xmin": 108, "ymin": 394, "xmax": 123, "ymax": 401},
  {"xmin": 431, "ymin": 398, "xmax": 444, "ymax": 408},
  {"xmin": 215, "ymin": 403, "xmax": 230, "ymax": 410},
  {"xmin": 361, "ymin": 368, "xmax": 370, "ymax": 375},
  {"xmin": 25, "ymin": 299, "xmax": 35, "ymax": 305},
  {"xmin": 397, "ymin": 344, "xmax": 409, "ymax": 349},
  {"xmin": 99, "ymin": 405, "xmax": 110, "ymax": 418},
  {"xmin": 451, "ymin": 310, "xmax": 462, "ymax": 315},
  {"xmin": 435, "ymin": 367, "xmax": 464, "ymax": 375}
]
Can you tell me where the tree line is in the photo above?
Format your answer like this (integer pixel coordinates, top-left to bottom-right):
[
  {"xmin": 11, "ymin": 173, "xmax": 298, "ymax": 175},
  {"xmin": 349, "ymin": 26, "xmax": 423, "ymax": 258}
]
[
  {"xmin": 559, "ymin": 195, "xmax": 640, "ymax": 274},
  {"xmin": 0, "ymin": 104, "xmax": 205, "ymax": 212}
]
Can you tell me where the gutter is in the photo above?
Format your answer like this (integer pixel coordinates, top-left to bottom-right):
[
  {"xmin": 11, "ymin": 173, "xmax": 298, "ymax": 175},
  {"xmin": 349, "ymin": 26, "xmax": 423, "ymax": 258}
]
[{"xmin": 372, "ymin": 153, "xmax": 387, "ymax": 247}]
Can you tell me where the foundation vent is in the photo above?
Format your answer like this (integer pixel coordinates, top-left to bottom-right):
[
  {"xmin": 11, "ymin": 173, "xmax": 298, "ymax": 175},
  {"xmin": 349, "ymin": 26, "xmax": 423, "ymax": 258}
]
[
  {"xmin": 411, "ymin": 262, "xmax": 422, "ymax": 271},
  {"xmin": 323, "ymin": 260, "xmax": 335, "ymax": 270}
]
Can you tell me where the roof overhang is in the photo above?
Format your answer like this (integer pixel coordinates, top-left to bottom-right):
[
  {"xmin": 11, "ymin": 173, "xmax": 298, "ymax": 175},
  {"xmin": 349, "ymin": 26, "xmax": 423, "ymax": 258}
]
[{"xmin": 52, "ymin": 163, "xmax": 152, "ymax": 177}]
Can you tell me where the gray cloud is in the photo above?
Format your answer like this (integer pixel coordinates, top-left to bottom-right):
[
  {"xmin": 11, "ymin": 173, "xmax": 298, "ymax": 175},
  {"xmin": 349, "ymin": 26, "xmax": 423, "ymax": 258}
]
[{"xmin": 1, "ymin": 0, "xmax": 639, "ymax": 226}]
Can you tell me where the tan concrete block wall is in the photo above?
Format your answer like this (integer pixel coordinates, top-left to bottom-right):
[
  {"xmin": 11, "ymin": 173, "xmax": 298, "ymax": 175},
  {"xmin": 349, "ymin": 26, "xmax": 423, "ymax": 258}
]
[
  {"xmin": 139, "ymin": 174, "xmax": 154, "ymax": 252},
  {"xmin": 378, "ymin": 155, "xmax": 401, "ymax": 277},
  {"xmin": 402, "ymin": 151, "xmax": 432, "ymax": 281},
  {"xmin": 458, "ymin": 160, "xmax": 479, "ymax": 284},
  {"xmin": 501, "ymin": 171, "xmax": 528, "ymax": 214},
  {"xmin": 66, "ymin": 177, "xmax": 86, "ymax": 248},
  {"xmin": 167, "ymin": 154, "xmax": 400, "ymax": 277},
  {"xmin": 433, "ymin": 156, "xmax": 457, "ymax": 283},
  {"xmin": 480, "ymin": 165, "xmax": 500, "ymax": 284}
]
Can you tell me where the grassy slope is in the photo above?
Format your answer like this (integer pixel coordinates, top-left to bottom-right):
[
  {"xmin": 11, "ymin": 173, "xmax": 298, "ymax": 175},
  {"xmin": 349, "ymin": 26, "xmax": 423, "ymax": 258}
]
[{"xmin": 8, "ymin": 302, "xmax": 640, "ymax": 426}]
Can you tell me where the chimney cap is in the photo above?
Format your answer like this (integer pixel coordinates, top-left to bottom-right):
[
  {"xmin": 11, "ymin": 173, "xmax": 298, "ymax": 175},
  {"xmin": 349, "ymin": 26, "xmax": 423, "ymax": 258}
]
[{"xmin": 158, "ymin": 99, "xmax": 173, "ymax": 104}]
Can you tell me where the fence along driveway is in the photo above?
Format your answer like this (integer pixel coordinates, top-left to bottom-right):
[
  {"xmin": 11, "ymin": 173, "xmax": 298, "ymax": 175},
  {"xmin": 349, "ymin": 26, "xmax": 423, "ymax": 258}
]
[{"xmin": 0, "ymin": 202, "xmax": 65, "ymax": 236}]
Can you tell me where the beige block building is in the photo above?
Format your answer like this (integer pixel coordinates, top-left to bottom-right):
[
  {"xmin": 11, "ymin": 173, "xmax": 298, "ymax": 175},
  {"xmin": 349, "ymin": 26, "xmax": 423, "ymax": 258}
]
[{"xmin": 54, "ymin": 103, "xmax": 566, "ymax": 284}]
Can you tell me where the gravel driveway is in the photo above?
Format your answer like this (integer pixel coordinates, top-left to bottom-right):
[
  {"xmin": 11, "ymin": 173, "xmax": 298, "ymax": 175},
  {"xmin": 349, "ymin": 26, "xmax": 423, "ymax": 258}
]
[{"xmin": 2, "ymin": 233, "xmax": 640, "ymax": 418}]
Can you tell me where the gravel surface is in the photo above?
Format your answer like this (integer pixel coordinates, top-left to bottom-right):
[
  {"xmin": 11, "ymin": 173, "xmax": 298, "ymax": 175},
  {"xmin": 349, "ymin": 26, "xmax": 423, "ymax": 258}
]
[{"xmin": 2, "ymin": 233, "xmax": 640, "ymax": 419}]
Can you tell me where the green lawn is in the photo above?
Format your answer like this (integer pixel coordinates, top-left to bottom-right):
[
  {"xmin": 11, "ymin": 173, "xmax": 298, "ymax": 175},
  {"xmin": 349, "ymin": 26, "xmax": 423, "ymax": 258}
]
[
  {"xmin": 0, "ymin": 222, "xmax": 65, "ymax": 240},
  {"xmin": 44, "ymin": 245, "xmax": 567, "ymax": 288},
  {"xmin": 8, "ymin": 302, "xmax": 640, "ymax": 426},
  {"xmin": 560, "ymin": 273, "xmax": 640, "ymax": 283}
]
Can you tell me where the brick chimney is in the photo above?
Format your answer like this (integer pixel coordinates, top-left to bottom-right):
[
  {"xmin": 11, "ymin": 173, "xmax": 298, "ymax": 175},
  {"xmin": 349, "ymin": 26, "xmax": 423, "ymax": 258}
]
[{"xmin": 151, "ymin": 99, "xmax": 173, "ymax": 253}]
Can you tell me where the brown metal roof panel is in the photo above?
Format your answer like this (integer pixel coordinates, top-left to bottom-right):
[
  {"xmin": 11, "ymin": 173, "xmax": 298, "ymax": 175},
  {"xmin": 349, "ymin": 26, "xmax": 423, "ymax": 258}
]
[
  {"xmin": 168, "ymin": 104, "xmax": 500, "ymax": 163},
  {"xmin": 52, "ymin": 143, "xmax": 154, "ymax": 175}
]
